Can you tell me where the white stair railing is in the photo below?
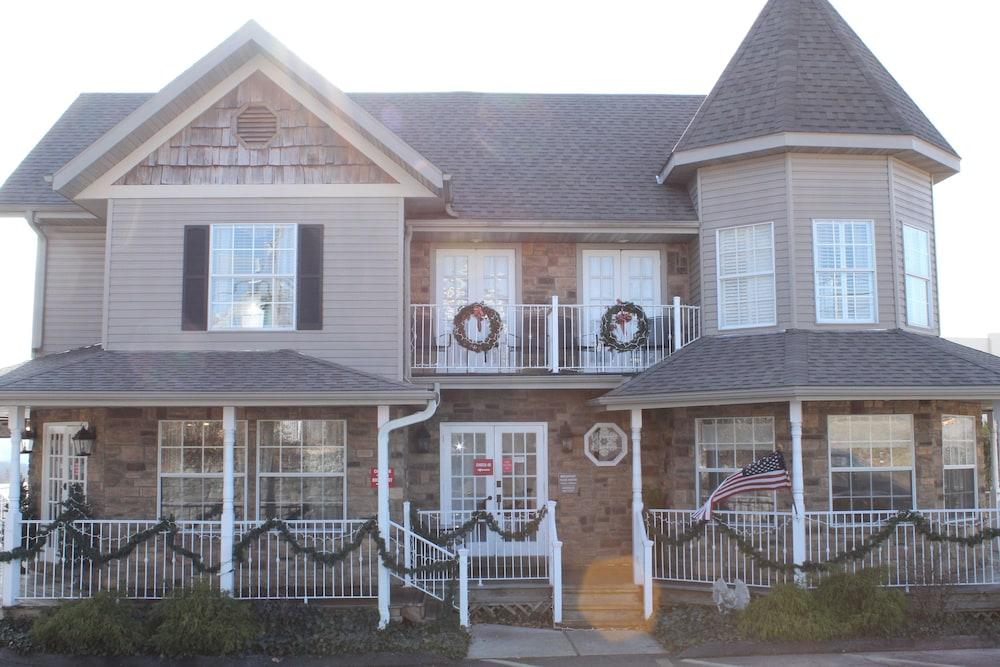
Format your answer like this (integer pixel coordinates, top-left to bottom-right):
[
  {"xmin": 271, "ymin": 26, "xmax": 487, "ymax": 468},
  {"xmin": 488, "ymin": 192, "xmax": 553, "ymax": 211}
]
[
  {"xmin": 547, "ymin": 500, "xmax": 563, "ymax": 624},
  {"xmin": 633, "ymin": 507, "xmax": 654, "ymax": 619},
  {"xmin": 387, "ymin": 519, "xmax": 469, "ymax": 627}
]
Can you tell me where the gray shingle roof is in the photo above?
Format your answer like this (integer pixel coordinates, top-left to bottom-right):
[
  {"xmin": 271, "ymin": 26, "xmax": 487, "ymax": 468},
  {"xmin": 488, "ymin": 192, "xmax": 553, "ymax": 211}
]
[
  {"xmin": 0, "ymin": 91, "xmax": 703, "ymax": 221},
  {"xmin": 672, "ymin": 0, "xmax": 956, "ymax": 156},
  {"xmin": 0, "ymin": 346, "xmax": 427, "ymax": 397},
  {"xmin": 0, "ymin": 94, "xmax": 150, "ymax": 207},
  {"xmin": 602, "ymin": 330, "xmax": 1000, "ymax": 402}
]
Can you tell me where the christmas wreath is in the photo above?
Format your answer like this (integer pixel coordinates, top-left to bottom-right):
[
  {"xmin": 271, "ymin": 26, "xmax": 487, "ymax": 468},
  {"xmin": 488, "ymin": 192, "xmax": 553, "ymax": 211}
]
[
  {"xmin": 453, "ymin": 302, "xmax": 504, "ymax": 353},
  {"xmin": 599, "ymin": 300, "xmax": 650, "ymax": 352}
]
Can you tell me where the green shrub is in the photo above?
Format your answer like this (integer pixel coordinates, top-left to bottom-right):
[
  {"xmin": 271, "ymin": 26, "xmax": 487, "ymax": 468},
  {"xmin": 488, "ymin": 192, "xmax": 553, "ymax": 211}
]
[
  {"xmin": 147, "ymin": 581, "xmax": 259, "ymax": 657},
  {"xmin": 0, "ymin": 618, "xmax": 34, "ymax": 654},
  {"xmin": 738, "ymin": 569, "xmax": 908, "ymax": 642},
  {"xmin": 737, "ymin": 584, "xmax": 842, "ymax": 641},
  {"xmin": 30, "ymin": 591, "xmax": 142, "ymax": 656},
  {"xmin": 814, "ymin": 568, "xmax": 907, "ymax": 637}
]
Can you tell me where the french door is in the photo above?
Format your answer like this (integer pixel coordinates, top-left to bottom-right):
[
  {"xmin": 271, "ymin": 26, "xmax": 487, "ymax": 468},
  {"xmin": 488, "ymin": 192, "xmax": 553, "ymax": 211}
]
[
  {"xmin": 580, "ymin": 249, "xmax": 662, "ymax": 368},
  {"xmin": 439, "ymin": 423, "xmax": 548, "ymax": 555},
  {"xmin": 41, "ymin": 423, "xmax": 88, "ymax": 521},
  {"xmin": 435, "ymin": 249, "xmax": 516, "ymax": 370}
]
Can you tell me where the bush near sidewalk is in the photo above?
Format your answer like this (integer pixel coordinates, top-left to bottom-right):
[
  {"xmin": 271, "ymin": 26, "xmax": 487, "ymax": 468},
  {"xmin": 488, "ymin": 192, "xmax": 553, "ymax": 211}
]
[
  {"xmin": 655, "ymin": 568, "xmax": 998, "ymax": 653},
  {"xmin": 2, "ymin": 587, "xmax": 470, "ymax": 659}
]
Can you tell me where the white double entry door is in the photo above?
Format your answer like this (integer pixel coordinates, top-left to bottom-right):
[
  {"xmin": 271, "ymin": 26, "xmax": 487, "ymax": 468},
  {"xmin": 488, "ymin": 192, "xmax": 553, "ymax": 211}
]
[{"xmin": 439, "ymin": 423, "xmax": 548, "ymax": 556}]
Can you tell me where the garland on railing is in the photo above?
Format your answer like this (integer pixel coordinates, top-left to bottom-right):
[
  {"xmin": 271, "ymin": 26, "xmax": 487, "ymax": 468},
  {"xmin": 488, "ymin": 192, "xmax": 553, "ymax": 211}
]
[
  {"xmin": 644, "ymin": 509, "xmax": 1000, "ymax": 575},
  {"xmin": 408, "ymin": 504, "xmax": 548, "ymax": 547}
]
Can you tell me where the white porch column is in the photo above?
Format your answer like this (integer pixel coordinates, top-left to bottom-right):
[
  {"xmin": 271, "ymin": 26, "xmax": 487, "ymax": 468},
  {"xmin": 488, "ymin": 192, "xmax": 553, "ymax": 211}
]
[
  {"xmin": 789, "ymin": 400, "xmax": 806, "ymax": 584},
  {"xmin": 219, "ymin": 406, "xmax": 236, "ymax": 594},
  {"xmin": 3, "ymin": 406, "xmax": 25, "ymax": 606},
  {"xmin": 377, "ymin": 405, "xmax": 391, "ymax": 628},
  {"xmin": 991, "ymin": 401, "xmax": 1000, "ymax": 509},
  {"xmin": 630, "ymin": 408, "xmax": 644, "ymax": 585}
]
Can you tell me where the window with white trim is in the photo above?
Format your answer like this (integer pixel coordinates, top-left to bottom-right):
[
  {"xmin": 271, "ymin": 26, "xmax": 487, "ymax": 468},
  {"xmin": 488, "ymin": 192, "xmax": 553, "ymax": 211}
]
[
  {"xmin": 209, "ymin": 223, "xmax": 297, "ymax": 330},
  {"xmin": 942, "ymin": 415, "xmax": 977, "ymax": 509},
  {"xmin": 716, "ymin": 223, "xmax": 776, "ymax": 329},
  {"xmin": 696, "ymin": 416, "xmax": 776, "ymax": 512},
  {"xmin": 158, "ymin": 420, "xmax": 248, "ymax": 520},
  {"xmin": 829, "ymin": 415, "xmax": 914, "ymax": 512},
  {"xmin": 257, "ymin": 420, "xmax": 347, "ymax": 519},
  {"xmin": 903, "ymin": 225, "xmax": 931, "ymax": 328},
  {"xmin": 813, "ymin": 220, "xmax": 876, "ymax": 323}
]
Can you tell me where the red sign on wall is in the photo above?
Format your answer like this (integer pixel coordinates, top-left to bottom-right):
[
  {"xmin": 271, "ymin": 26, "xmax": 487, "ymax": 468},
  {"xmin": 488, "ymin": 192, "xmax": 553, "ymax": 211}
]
[
  {"xmin": 473, "ymin": 458, "xmax": 494, "ymax": 476},
  {"xmin": 369, "ymin": 467, "xmax": 395, "ymax": 488}
]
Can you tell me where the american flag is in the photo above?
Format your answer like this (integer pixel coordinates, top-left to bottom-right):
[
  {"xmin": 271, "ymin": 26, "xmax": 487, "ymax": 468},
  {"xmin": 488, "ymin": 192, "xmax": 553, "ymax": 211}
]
[{"xmin": 692, "ymin": 451, "xmax": 791, "ymax": 521}]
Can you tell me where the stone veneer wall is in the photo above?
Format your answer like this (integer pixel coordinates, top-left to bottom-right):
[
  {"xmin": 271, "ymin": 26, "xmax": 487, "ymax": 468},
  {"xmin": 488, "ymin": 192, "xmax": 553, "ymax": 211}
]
[
  {"xmin": 400, "ymin": 389, "xmax": 663, "ymax": 570},
  {"xmin": 26, "ymin": 406, "xmax": 401, "ymax": 521},
  {"xmin": 647, "ymin": 400, "xmax": 991, "ymax": 511},
  {"xmin": 409, "ymin": 240, "xmax": 694, "ymax": 305}
]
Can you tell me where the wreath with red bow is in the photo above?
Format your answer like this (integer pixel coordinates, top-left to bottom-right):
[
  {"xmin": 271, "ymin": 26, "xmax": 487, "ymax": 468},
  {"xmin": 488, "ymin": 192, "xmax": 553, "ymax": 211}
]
[
  {"xmin": 599, "ymin": 300, "xmax": 650, "ymax": 352},
  {"xmin": 453, "ymin": 302, "xmax": 504, "ymax": 353}
]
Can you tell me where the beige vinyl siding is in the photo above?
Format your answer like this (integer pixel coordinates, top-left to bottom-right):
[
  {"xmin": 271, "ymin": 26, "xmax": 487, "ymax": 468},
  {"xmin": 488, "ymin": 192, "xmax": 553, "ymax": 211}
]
[
  {"xmin": 891, "ymin": 158, "xmax": 939, "ymax": 333},
  {"xmin": 698, "ymin": 155, "xmax": 789, "ymax": 335},
  {"xmin": 687, "ymin": 235, "xmax": 701, "ymax": 309},
  {"xmin": 106, "ymin": 197, "xmax": 405, "ymax": 379},
  {"xmin": 788, "ymin": 154, "xmax": 895, "ymax": 328},
  {"xmin": 38, "ymin": 222, "xmax": 106, "ymax": 355}
]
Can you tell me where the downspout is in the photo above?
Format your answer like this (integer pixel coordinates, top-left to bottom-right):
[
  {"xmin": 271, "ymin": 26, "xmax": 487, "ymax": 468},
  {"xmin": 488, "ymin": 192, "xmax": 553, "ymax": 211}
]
[
  {"xmin": 376, "ymin": 383, "xmax": 440, "ymax": 628},
  {"xmin": 24, "ymin": 210, "xmax": 45, "ymax": 355}
]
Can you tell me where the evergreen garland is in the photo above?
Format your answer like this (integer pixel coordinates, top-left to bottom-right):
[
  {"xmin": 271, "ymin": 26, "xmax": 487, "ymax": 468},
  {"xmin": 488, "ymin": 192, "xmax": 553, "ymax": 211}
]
[
  {"xmin": 599, "ymin": 301, "xmax": 650, "ymax": 352},
  {"xmin": 643, "ymin": 508, "xmax": 1000, "ymax": 575},
  {"xmin": 408, "ymin": 504, "xmax": 548, "ymax": 547}
]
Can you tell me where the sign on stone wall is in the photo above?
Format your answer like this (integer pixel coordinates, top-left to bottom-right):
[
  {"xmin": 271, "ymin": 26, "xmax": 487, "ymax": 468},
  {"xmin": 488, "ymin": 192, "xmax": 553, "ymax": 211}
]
[
  {"xmin": 369, "ymin": 467, "xmax": 395, "ymax": 488},
  {"xmin": 558, "ymin": 473, "xmax": 578, "ymax": 493}
]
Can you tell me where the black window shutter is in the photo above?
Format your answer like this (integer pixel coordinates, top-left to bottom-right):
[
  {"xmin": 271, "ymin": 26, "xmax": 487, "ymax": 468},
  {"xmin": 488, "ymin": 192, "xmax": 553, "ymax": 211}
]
[
  {"xmin": 181, "ymin": 225, "xmax": 210, "ymax": 331},
  {"xmin": 297, "ymin": 224, "xmax": 324, "ymax": 330}
]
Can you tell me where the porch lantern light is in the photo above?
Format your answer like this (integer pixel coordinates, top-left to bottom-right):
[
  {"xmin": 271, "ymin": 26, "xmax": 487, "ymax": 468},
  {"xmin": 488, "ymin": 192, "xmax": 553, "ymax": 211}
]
[
  {"xmin": 412, "ymin": 423, "xmax": 432, "ymax": 454},
  {"xmin": 19, "ymin": 423, "xmax": 35, "ymax": 454},
  {"xmin": 558, "ymin": 422, "xmax": 574, "ymax": 453},
  {"xmin": 71, "ymin": 425, "xmax": 97, "ymax": 457}
]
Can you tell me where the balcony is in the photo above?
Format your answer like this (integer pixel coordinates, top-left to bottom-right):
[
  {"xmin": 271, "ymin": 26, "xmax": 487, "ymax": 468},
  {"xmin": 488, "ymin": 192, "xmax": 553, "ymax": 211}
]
[{"xmin": 410, "ymin": 297, "xmax": 701, "ymax": 375}]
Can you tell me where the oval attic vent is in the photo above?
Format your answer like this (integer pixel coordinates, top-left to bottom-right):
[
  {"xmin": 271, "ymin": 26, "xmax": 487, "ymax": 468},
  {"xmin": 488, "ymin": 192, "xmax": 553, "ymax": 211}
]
[{"xmin": 236, "ymin": 106, "xmax": 278, "ymax": 146}]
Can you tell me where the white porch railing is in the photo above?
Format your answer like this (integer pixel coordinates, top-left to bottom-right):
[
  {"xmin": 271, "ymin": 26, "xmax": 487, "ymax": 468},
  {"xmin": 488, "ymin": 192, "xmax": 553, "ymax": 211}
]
[
  {"xmin": 18, "ymin": 519, "xmax": 223, "ymax": 600},
  {"xmin": 645, "ymin": 508, "xmax": 1000, "ymax": 590},
  {"xmin": 410, "ymin": 297, "xmax": 701, "ymax": 374},
  {"xmin": 388, "ymin": 519, "xmax": 457, "ymax": 604},
  {"xmin": 414, "ymin": 506, "xmax": 553, "ymax": 582},
  {"xmin": 233, "ymin": 519, "xmax": 377, "ymax": 599}
]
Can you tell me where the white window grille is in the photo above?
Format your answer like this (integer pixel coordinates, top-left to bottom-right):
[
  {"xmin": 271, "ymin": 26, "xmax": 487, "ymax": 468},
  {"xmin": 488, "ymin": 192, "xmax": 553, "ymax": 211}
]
[
  {"xmin": 813, "ymin": 219, "xmax": 876, "ymax": 323},
  {"xmin": 716, "ymin": 223, "xmax": 776, "ymax": 329}
]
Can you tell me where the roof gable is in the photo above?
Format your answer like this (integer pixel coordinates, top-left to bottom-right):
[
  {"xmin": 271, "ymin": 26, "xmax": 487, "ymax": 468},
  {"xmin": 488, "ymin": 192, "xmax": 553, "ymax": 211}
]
[
  {"xmin": 50, "ymin": 21, "xmax": 443, "ymax": 202},
  {"xmin": 116, "ymin": 71, "xmax": 395, "ymax": 187},
  {"xmin": 671, "ymin": 0, "xmax": 956, "ymax": 158}
]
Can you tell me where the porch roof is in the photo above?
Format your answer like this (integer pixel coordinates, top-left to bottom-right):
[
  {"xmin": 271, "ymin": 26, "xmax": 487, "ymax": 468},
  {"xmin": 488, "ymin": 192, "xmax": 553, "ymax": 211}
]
[
  {"xmin": 597, "ymin": 329, "xmax": 1000, "ymax": 409},
  {"xmin": 0, "ymin": 346, "xmax": 434, "ymax": 406}
]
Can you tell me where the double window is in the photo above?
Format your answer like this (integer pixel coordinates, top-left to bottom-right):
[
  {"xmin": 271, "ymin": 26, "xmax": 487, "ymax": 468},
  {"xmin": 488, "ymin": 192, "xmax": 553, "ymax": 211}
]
[
  {"xmin": 157, "ymin": 419, "xmax": 347, "ymax": 520},
  {"xmin": 903, "ymin": 225, "xmax": 931, "ymax": 328},
  {"xmin": 829, "ymin": 415, "xmax": 914, "ymax": 512},
  {"xmin": 209, "ymin": 223, "xmax": 297, "ymax": 330},
  {"xmin": 716, "ymin": 223, "xmax": 776, "ymax": 329},
  {"xmin": 695, "ymin": 416, "xmax": 776, "ymax": 512},
  {"xmin": 942, "ymin": 415, "xmax": 978, "ymax": 509},
  {"xmin": 158, "ymin": 420, "xmax": 248, "ymax": 520},
  {"xmin": 813, "ymin": 220, "xmax": 876, "ymax": 323}
]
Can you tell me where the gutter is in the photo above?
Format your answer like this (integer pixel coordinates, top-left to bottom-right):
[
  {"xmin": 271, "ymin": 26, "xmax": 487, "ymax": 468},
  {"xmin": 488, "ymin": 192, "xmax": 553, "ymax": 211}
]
[
  {"xmin": 24, "ymin": 211, "xmax": 45, "ymax": 354},
  {"xmin": 375, "ymin": 383, "xmax": 440, "ymax": 627}
]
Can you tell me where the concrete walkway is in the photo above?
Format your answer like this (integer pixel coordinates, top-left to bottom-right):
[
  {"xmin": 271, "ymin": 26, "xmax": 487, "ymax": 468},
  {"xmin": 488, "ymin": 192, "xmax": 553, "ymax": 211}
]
[{"xmin": 468, "ymin": 624, "xmax": 664, "ymax": 659}]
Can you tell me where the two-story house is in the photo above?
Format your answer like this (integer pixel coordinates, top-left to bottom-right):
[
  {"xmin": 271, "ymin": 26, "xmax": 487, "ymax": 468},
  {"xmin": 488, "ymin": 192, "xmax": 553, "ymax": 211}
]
[{"xmin": 2, "ymin": 0, "xmax": 1000, "ymax": 627}]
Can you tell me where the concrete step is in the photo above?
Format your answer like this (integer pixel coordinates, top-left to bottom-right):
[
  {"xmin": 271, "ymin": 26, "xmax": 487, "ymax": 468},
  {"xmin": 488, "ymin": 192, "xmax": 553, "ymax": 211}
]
[{"xmin": 558, "ymin": 606, "xmax": 649, "ymax": 629}]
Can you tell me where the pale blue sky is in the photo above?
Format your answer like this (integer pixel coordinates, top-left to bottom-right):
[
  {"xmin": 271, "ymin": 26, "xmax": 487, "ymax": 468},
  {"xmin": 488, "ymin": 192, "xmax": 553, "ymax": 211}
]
[{"xmin": 0, "ymin": 0, "xmax": 998, "ymax": 369}]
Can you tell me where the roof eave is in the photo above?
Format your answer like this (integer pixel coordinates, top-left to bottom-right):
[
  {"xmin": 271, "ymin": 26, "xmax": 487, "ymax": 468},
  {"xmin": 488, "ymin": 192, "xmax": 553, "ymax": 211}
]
[
  {"xmin": 595, "ymin": 385, "xmax": 1000, "ymax": 410},
  {"xmin": 0, "ymin": 389, "xmax": 436, "ymax": 407},
  {"xmin": 657, "ymin": 132, "xmax": 961, "ymax": 185}
]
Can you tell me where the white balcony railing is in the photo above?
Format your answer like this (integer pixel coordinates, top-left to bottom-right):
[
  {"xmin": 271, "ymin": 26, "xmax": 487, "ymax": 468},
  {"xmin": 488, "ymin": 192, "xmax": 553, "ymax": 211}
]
[
  {"xmin": 410, "ymin": 297, "xmax": 701, "ymax": 374},
  {"xmin": 645, "ymin": 508, "xmax": 1000, "ymax": 589}
]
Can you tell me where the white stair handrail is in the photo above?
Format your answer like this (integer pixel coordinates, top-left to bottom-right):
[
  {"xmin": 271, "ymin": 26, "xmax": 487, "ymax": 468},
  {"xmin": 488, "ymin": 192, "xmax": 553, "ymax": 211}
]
[{"xmin": 546, "ymin": 500, "xmax": 563, "ymax": 624}]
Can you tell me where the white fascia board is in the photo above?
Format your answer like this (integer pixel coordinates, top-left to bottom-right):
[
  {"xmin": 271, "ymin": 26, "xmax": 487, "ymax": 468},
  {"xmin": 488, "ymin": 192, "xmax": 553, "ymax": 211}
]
[
  {"xmin": 75, "ymin": 57, "xmax": 437, "ymax": 201},
  {"xmin": 0, "ymin": 390, "xmax": 435, "ymax": 407},
  {"xmin": 407, "ymin": 219, "xmax": 700, "ymax": 236},
  {"xmin": 657, "ymin": 132, "xmax": 961, "ymax": 183},
  {"xmin": 597, "ymin": 385, "xmax": 1000, "ymax": 410},
  {"xmin": 55, "ymin": 21, "xmax": 443, "ymax": 197}
]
